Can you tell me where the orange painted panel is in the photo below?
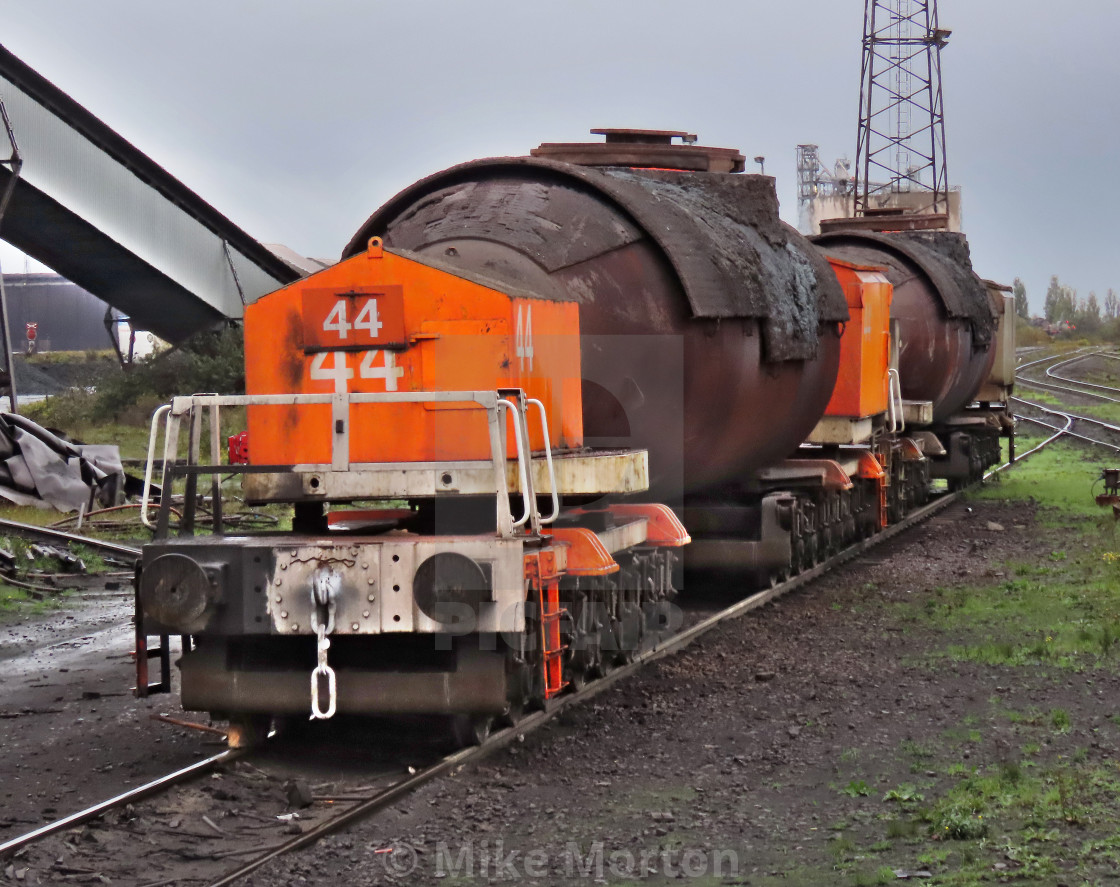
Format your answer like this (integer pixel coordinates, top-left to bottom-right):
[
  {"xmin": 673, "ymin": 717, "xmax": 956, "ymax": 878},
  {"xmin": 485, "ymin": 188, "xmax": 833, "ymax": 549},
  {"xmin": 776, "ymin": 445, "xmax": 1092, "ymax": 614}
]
[
  {"xmin": 244, "ymin": 240, "xmax": 583, "ymax": 467},
  {"xmin": 543, "ymin": 527, "xmax": 620, "ymax": 576},
  {"xmin": 300, "ymin": 286, "xmax": 407, "ymax": 350},
  {"xmin": 824, "ymin": 258, "xmax": 892, "ymax": 419}
]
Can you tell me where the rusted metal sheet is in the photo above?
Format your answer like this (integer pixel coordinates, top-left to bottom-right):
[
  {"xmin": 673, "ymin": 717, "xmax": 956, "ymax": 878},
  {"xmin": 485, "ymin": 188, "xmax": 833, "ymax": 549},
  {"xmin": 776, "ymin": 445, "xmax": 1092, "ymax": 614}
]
[{"xmin": 347, "ymin": 157, "xmax": 848, "ymax": 360}]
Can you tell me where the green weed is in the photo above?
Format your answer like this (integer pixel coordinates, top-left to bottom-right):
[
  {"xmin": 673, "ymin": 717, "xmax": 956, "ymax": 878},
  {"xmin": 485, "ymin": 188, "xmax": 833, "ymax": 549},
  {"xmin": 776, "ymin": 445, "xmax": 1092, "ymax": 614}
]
[
  {"xmin": 883, "ymin": 784, "xmax": 925, "ymax": 804},
  {"xmin": 839, "ymin": 780, "xmax": 871, "ymax": 798}
]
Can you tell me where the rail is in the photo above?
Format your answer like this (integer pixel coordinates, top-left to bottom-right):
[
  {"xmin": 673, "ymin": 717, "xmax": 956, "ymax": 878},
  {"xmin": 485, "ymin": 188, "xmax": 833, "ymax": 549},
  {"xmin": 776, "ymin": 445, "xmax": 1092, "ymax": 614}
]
[
  {"xmin": 2, "ymin": 413, "xmax": 1091, "ymax": 880},
  {"xmin": 0, "ymin": 518, "xmax": 141, "ymax": 561},
  {"xmin": 0, "ymin": 748, "xmax": 243, "ymax": 857}
]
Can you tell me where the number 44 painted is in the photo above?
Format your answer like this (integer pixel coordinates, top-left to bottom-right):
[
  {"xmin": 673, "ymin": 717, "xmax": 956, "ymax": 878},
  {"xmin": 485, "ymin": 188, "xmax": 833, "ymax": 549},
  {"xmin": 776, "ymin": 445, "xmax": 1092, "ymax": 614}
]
[
  {"xmin": 322, "ymin": 298, "xmax": 383, "ymax": 340},
  {"xmin": 309, "ymin": 350, "xmax": 403, "ymax": 393}
]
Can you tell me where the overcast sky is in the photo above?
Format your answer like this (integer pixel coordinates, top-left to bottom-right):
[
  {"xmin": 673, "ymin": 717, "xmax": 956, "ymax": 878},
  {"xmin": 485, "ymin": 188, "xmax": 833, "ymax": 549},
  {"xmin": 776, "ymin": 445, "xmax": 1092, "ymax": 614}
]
[{"xmin": 0, "ymin": 0, "xmax": 1116, "ymax": 314}]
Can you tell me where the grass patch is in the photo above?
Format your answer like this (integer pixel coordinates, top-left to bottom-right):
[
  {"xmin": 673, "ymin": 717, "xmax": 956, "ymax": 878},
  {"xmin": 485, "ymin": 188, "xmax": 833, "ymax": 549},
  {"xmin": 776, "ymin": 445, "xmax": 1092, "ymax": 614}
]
[
  {"xmin": 973, "ymin": 439, "xmax": 1110, "ymax": 521},
  {"xmin": 781, "ymin": 431, "xmax": 1120, "ymax": 885},
  {"xmin": 0, "ymin": 532, "xmax": 112, "ymax": 622},
  {"xmin": 27, "ymin": 349, "xmax": 117, "ymax": 365},
  {"xmin": 0, "ymin": 583, "xmax": 71, "ymax": 615},
  {"xmin": 22, "ymin": 325, "xmax": 247, "ymax": 462},
  {"xmin": 883, "ymin": 784, "xmax": 925, "ymax": 808},
  {"xmin": 902, "ymin": 760, "xmax": 1120, "ymax": 878},
  {"xmin": 898, "ymin": 442, "xmax": 1120, "ymax": 671},
  {"xmin": 22, "ymin": 399, "xmax": 248, "ymax": 463}
]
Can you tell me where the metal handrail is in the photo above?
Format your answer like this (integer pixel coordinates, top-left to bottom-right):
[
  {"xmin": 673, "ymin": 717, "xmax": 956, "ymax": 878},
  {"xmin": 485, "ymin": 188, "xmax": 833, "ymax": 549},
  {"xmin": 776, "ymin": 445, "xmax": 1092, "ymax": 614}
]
[
  {"xmin": 498, "ymin": 399, "xmax": 532, "ymax": 528},
  {"xmin": 528, "ymin": 398, "xmax": 560, "ymax": 524},
  {"xmin": 141, "ymin": 389, "xmax": 545, "ymax": 538},
  {"xmin": 887, "ymin": 369, "xmax": 905, "ymax": 433},
  {"xmin": 139, "ymin": 404, "xmax": 173, "ymax": 530}
]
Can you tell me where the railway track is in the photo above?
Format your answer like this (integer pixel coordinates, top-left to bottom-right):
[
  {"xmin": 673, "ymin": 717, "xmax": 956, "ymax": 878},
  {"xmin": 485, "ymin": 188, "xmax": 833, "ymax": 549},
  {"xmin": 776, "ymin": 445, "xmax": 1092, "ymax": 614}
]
[
  {"xmin": 202, "ymin": 487, "xmax": 987, "ymax": 886},
  {"xmin": 196, "ymin": 415, "xmax": 1099, "ymax": 885},
  {"xmin": 0, "ymin": 470, "xmax": 1040, "ymax": 885},
  {"xmin": 0, "ymin": 517, "xmax": 141, "ymax": 562},
  {"xmin": 0, "ymin": 749, "xmax": 241, "ymax": 857},
  {"xmin": 1043, "ymin": 352, "xmax": 1120, "ymax": 397},
  {"xmin": 1013, "ymin": 348, "xmax": 1120, "ymax": 452},
  {"xmin": 1, "ymin": 383, "xmax": 1100, "ymax": 884},
  {"xmin": 1016, "ymin": 348, "xmax": 1120, "ymax": 402}
]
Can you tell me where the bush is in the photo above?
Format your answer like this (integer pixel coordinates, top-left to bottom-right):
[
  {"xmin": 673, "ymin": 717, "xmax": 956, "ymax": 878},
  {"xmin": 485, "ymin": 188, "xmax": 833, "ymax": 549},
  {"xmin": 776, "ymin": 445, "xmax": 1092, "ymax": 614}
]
[
  {"xmin": 30, "ymin": 325, "xmax": 245, "ymax": 428},
  {"xmin": 1015, "ymin": 319, "xmax": 1048, "ymax": 347},
  {"xmin": 97, "ymin": 325, "xmax": 245, "ymax": 416},
  {"xmin": 932, "ymin": 801, "xmax": 988, "ymax": 840}
]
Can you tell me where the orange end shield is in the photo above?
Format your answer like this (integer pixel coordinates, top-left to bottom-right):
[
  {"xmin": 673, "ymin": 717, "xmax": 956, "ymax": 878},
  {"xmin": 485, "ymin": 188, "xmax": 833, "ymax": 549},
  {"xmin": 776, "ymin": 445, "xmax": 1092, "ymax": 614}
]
[
  {"xmin": 824, "ymin": 258, "xmax": 893, "ymax": 420},
  {"xmin": 857, "ymin": 451, "xmax": 888, "ymax": 529},
  {"xmin": 857, "ymin": 451, "xmax": 885, "ymax": 480},
  {"xmin": 243, "ymin": 238, "xmax": 584, "ymax": 466},
  {"xmin": 544, "ymin": 527, "xmax": 620, "ymax": 577},
  {"xmin": 600, "ymin": 503, "xmax": 691, "ymax": 546}
]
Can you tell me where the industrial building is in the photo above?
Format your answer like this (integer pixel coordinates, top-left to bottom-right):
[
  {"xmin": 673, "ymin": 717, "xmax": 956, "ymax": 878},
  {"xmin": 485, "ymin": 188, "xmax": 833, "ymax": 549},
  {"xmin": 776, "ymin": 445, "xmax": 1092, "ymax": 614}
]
[{"xmin": 0, "ymin": 272, "xmax": 117, "ymax": 353}]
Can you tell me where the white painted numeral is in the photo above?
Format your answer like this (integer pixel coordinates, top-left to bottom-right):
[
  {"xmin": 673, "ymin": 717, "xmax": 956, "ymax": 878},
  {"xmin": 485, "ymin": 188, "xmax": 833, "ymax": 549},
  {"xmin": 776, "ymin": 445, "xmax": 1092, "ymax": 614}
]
[
  {"xmin": 515, "ymin": 304, "xmax": 534, "ymax": 372},
  {"xmin": 353, "ymin": 299, "xmax": 383, "ymax": 338},
  {"xmin": 359, "ymin": 350, "xmax": 404, "ymax": 391},
  {"xmin": 309, "ymin": 351, "xmax": 353, "ymax": 393},
  {"xmin": 322, "ymin": 300, "xmax": 352, "ymax": 340}
]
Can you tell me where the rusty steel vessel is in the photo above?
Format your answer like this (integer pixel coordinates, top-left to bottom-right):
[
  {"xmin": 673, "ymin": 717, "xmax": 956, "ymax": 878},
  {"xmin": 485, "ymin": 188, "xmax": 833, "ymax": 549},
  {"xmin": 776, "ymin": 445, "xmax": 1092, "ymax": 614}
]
[{"xmin": 133, "ymin": 130, "xmax": 1015, "ymax": 745}]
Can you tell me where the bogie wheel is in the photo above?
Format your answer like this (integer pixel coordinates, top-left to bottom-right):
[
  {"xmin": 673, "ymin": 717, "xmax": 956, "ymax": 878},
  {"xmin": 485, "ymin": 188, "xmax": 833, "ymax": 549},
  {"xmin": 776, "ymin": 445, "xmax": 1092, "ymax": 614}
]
[
  {"xmin": 497, "ymin": 701, "xmax": 524, "ymax": 729},
  {"xmin": 805, "ymin": 535, "xmax": 819, "ymax": 567},
  {"xmin": 596, "ymin": 621, "xmax": 623, "ymax": 675},
  {"xmin": 566, "ymin": 662, "xmax": 588, "ymax": 693},
  {"xmin": 565, "ymin": 594, "xmax": 602, "ymax": 687},
  {"xmin": 448, "ymin": 714, "xmax": 493, "ymax": 748},
  {"xmin": 226, "ymin": 714, "xmax": 272, "ymax": 749}
]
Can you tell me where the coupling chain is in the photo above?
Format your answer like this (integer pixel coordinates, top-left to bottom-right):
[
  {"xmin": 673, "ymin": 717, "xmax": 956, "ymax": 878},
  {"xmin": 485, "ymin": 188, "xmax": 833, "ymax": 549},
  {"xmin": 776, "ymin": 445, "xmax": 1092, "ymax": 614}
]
[{"xmin": 309, "ymin": 566, "xmax": 340, "ymax": 720}]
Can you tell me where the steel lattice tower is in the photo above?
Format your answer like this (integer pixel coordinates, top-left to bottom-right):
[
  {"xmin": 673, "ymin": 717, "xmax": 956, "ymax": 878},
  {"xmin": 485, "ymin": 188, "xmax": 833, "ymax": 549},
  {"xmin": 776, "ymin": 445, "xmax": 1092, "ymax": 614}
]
[
  {"xmin": 854, "ymin": 0, "xmax": 951, "ymax": 217},
  {"xmin": 796, "ymin": 145, "xmax": 823, "ymax": 205}
]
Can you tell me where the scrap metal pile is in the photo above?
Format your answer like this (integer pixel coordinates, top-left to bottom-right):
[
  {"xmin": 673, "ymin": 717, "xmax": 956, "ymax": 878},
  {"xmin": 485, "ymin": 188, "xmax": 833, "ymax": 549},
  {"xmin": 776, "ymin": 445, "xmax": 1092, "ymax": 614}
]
[{"xmin": 0, "ymin": 413, "xmax": 123, "ymax": 512}]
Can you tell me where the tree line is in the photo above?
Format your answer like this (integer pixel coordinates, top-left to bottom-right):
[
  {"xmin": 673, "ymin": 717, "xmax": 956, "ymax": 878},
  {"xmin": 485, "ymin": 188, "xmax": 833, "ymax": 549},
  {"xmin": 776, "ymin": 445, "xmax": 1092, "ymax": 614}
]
[{"xmin": 1014, "ymin": 276, "xmax": 1120, "ymax": 337}]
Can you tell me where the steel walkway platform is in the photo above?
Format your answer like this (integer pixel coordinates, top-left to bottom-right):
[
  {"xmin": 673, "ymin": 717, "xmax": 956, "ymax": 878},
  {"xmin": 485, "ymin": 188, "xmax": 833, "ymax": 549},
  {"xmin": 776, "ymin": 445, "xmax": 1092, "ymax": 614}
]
[{"xmin": 0, "ymin": 43, "xmax": 300, "ymax": 344}]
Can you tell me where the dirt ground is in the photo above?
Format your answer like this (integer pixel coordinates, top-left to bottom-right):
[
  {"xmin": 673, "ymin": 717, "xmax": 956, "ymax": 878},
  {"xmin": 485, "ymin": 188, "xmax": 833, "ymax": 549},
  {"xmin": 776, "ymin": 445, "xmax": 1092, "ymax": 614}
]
[
  {"xmin": 0, "ymin": 590, "xmax": 215, "ymax": 840},
  {"xmin": 238, "ymin": 495, "xmax": 1120, "ymax": 887},
  {"xmin": 2, "ymin": 494, "xmax": 1118, "ymax": 886}
]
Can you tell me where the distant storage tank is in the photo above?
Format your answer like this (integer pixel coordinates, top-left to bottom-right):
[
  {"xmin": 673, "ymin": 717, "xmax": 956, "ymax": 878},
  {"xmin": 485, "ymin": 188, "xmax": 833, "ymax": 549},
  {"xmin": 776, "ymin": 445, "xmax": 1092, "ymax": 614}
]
[
  {"xmin": 811, "ymin": 231, "xmax": 997, "ymax": 422},
  {"xmin": 345, "ymin": 131, "xmax": 850, "ymax": 501}
]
